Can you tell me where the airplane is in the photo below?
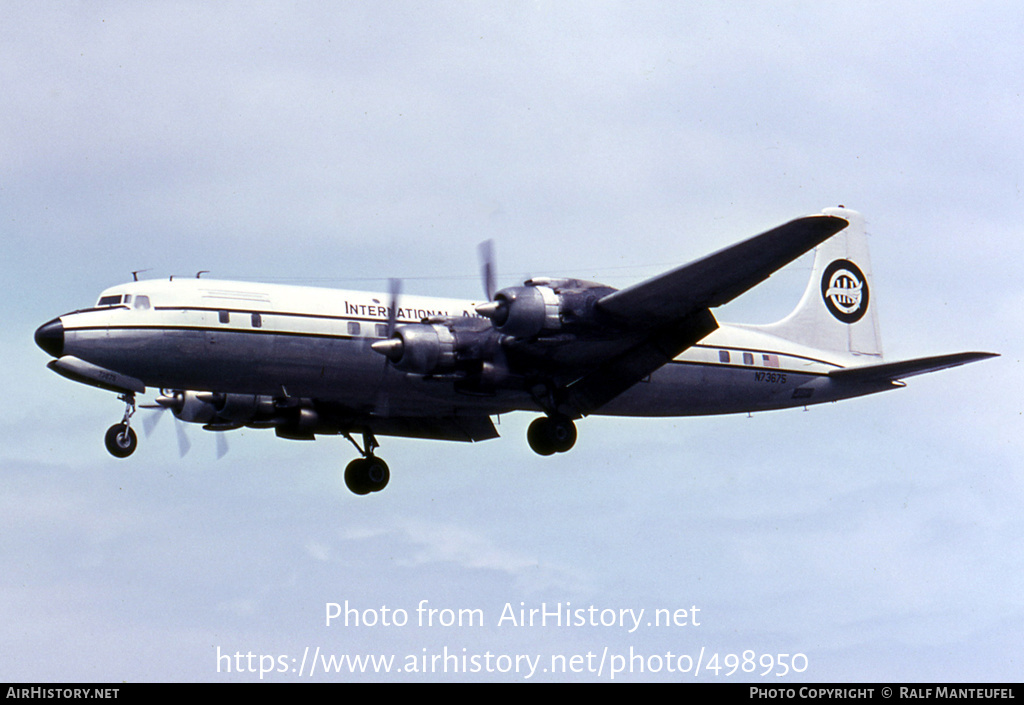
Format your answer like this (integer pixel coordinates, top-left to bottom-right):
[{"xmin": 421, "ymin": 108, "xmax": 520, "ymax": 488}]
[{"xmin": 34, "ymin": 206, "xmax": 996, "ymax": 495}]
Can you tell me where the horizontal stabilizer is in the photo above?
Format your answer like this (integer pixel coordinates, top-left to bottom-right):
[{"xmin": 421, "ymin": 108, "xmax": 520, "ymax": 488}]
[{"xmin": 829, "ymin": 352, "xmax": 998, "ymax": 384}]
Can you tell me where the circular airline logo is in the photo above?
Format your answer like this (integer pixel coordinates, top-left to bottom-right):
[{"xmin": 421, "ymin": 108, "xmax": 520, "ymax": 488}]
[{"xmin": 821, "ymin": 259, "xmax": 868, "ymax": 323}]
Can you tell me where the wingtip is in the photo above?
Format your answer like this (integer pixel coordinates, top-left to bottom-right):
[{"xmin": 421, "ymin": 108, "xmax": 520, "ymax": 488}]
[
  {"xmin": 956, "ymin": 351, "xmax": 1000, "ymax": 362},
  {"xmin": 816, "ymin": 212, "xmax": 851, "ymax": 232}
]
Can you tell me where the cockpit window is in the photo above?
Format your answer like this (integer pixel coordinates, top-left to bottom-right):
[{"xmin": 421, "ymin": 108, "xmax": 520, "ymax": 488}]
[
  {"xmin": 97, "ymin": 295, "xmax": 123, "ymax": 306},
  {"xmin": 134, "ymin": 295, "xmax": 151, "ymax": 310}
]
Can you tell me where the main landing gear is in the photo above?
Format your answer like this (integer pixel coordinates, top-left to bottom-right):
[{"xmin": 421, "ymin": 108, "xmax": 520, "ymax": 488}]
[
  {"xmin": 104, "ymin": 393, "xmax": 138, "ymax": 458},
  {"xmin": 527, "ymin": 414, "xmax": 577, "ymax": 456},
  {"xmin": 343, "ymin": 430, "xmax": 390, "ymax": 495}
]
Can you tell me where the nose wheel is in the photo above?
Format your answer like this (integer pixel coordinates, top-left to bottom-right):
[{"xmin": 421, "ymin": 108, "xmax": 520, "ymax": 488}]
[
  {"xmin": 105, "ymin": 423, "xmax": 138, "ymax": 457},
  {"xmin": 104, "ymin": 393, "xmax": 139, "ymax": 458}
]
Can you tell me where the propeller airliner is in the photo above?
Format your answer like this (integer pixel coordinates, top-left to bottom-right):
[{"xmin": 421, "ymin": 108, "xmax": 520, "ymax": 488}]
[{"xmin": 34, "ymin": 207, "xmax": 995, "ymax": 494}]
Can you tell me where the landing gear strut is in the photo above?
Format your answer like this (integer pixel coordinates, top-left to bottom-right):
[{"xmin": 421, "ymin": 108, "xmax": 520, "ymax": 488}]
[
  {"xmin": 527, "ymin": 415, "xmax": 577, "ymax": 456},
  {"xmin": 104, "ymin": 393, "xmax": 138, "ymax": 458},
  {"xmin": 343, "ymin": 430, "xmax": 390, "ymax": 495}
]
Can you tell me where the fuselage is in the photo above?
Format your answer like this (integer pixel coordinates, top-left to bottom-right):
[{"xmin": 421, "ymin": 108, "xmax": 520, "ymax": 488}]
[
  {"xmin": 33, "ymin": 207, "xmax": 994, "ymax": 495},
  {"xmin": 36, "ymin": 277, "xmax": 886, "ymax": 420}
]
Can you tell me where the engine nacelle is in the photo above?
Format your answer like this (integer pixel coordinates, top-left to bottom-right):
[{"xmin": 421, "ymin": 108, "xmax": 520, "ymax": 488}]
[
  {"xmin": 275, "ymin": 406, "xmax": 319, "ymax": 440},
  {"xmin": 211, "ymin": 393, "xmax": 277, "ymax": 423},
  {"xmin": 476, "ymin": 278, "xmax": 616, "ymax": 339},
  {"xmin": 165, "ymin": 391, "xmax": 218, "ymax": 424},
  {"xmin": 159, "ymin": 391, "xmax": 277, "ymax": 425},
  {"xmin": 481, "ymin": 284, "xmax": 561, "ymax": 338},
  {"xmin": 371, "ymin": 323, "xmax": 456, "ymax": 375}
]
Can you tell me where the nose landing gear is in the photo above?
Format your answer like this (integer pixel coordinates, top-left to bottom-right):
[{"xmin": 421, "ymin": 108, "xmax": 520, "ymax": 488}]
[{"xmin": 104, "ymin": 393, "xmax": 139, "ymax": 458}]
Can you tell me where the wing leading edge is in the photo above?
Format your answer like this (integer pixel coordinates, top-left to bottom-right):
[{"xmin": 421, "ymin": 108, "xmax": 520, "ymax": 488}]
[
  {"xmin": 596, "ymin": 214, "xmax": 850, "ymax": 326},
  {"xmin": 556, "ymin": 214, "xmax": 851, "ymax": 416}
]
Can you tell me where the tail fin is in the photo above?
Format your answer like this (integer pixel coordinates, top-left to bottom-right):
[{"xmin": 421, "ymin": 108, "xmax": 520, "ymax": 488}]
[{"xmin": 747, "ymin": 206, "xmax": 883, "ymax": 359}]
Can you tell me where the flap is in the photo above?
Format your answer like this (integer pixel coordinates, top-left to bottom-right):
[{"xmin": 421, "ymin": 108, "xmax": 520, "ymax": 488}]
[{"xmin": 357, "ymin": 414, "xmax": 500, "ymax": 443}]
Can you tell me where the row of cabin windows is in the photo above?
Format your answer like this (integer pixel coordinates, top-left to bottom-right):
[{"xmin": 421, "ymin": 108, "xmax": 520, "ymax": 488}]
[
  {"xmin": 350, "ymin": 321, "xmax": 390, "ymax": 337},
  {"xmin": 719, "ymin": 350, "xmax": 779, "ymax": 366},
  {"xmin": 215, "ymin": 311, "xmax": 387, "ymax": 337},
  {"xmin": 218, "ymin": 310, "xmax": 263, "ymax": 328}
]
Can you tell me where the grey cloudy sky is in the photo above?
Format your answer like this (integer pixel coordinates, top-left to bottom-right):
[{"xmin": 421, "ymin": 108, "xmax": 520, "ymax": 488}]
[{"xmin": 2, "ymin": 1, "xmax": 1021, "ymax": 682}]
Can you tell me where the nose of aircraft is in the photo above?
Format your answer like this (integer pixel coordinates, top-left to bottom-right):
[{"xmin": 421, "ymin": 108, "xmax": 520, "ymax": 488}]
[{"xmin": 35, "ymin": 318, "xmax": 64, "ymax": 357}]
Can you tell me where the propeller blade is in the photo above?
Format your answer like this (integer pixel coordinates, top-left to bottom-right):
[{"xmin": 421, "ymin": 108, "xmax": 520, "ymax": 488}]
[
  {"xmin": 144, "ymin": 390, "xmax": 229, "ymax": 460},
  {"xmin": 374, "ymin": 277, "xmax": 403, "ymax": 417},
  {"xmin": 142, "ymin": 409, "xmax": 164, "ymax": 437},
  {"xmin": 174, "ymin": 417, "xmax": 192, "ymax": 458},
  {"xmin": 215, "ymin": 432, "xmax": 229, "ymax": 460},
  {"xmin": 386, "ymin": 277, "xmax": 402, "ymax": 336},
  {"xmin": 478, "ymin": 239, "xmax": 496, "ymax": 301}
]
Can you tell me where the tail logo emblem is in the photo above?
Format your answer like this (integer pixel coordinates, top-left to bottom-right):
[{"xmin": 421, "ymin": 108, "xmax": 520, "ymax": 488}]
[{"xmin": 821, "ymin": 259, "xmax": 868, "ymax": 323}]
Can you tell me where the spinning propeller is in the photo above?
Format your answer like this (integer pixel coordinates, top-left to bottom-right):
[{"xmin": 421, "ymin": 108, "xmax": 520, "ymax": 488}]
[
  {"xmin": 368, "ymin": 278, "xmax": 402, "ymax": 415},
  {"xmin": 141, "ymin": 391, "xmax": 229, "ymax": 459},
  {"xmin": 479, "ymin": 238, "xmax": 497, "ymax": 302},
  {"xmin": 474, "ymin": 238, "xmax": 511, "ymax": 325}
]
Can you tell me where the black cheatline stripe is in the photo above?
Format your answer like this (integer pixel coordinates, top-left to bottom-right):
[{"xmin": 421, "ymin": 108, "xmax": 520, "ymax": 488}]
[
  {"xmin": 691, "ymin": 342, "xmax": 843, "ymax": 370},
  {"xmin": 666, "ymin": 358, "xmax": 832, "ymax": 378}
]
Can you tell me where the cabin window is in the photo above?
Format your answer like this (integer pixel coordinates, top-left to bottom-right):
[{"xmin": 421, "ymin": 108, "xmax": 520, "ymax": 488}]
[
  {"xmin": 376, "ymin": 323, "xmax": 389, "ymax": 338},
  {"xmin": 134, "ymin": 295, "xmax": 150, "ymax": 310},
  {"xmin": 719, "ymin": 350, "xmax": 730, "ymax": 363},
  {"xmin": 347, "ymin": 321, "xmax": 360, "ymax": 336},
  {"xmin": 743, "ymin": 352, "xmax": 754, "ymax": 365},
  {"xmin": 219, "ymin": 310, "xmax": 230, "ymax": 324},
  {"xmin": 251, "ymin": 313, "xmax": 262, "ymax": 328}
]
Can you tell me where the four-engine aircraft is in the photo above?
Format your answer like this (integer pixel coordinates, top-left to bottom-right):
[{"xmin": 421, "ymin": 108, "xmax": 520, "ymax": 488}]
[{"xmin": 34, "ymin": 207, "xmax": 995, "ymax": 494}]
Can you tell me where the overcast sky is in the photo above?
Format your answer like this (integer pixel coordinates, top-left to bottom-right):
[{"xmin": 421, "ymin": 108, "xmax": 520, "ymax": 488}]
[{"xmin": 2, "ymin": 1, "xmax": 1021, "ymax": 682}]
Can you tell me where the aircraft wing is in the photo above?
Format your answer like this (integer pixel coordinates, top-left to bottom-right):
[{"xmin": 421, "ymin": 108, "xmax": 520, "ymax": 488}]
[
  {"xmin": 828, "ymin": 351, "xmax": 999, "ymax": 384},
  {"xmin": 596, "ymin": 214, "xmax": 849, "ymax": 325},
  {"xmin": 560, "ymin": 308, "xmax": 718, "ymax": 415},
  {"xmin": 550, "ymin": 214, "xmax": 849, "ymax": 415}
]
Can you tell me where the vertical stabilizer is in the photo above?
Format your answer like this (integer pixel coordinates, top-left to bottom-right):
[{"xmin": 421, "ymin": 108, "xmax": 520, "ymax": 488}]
[{"xmin": 746, "ymin": 206, "xmax": 883, "ymax": 359}]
